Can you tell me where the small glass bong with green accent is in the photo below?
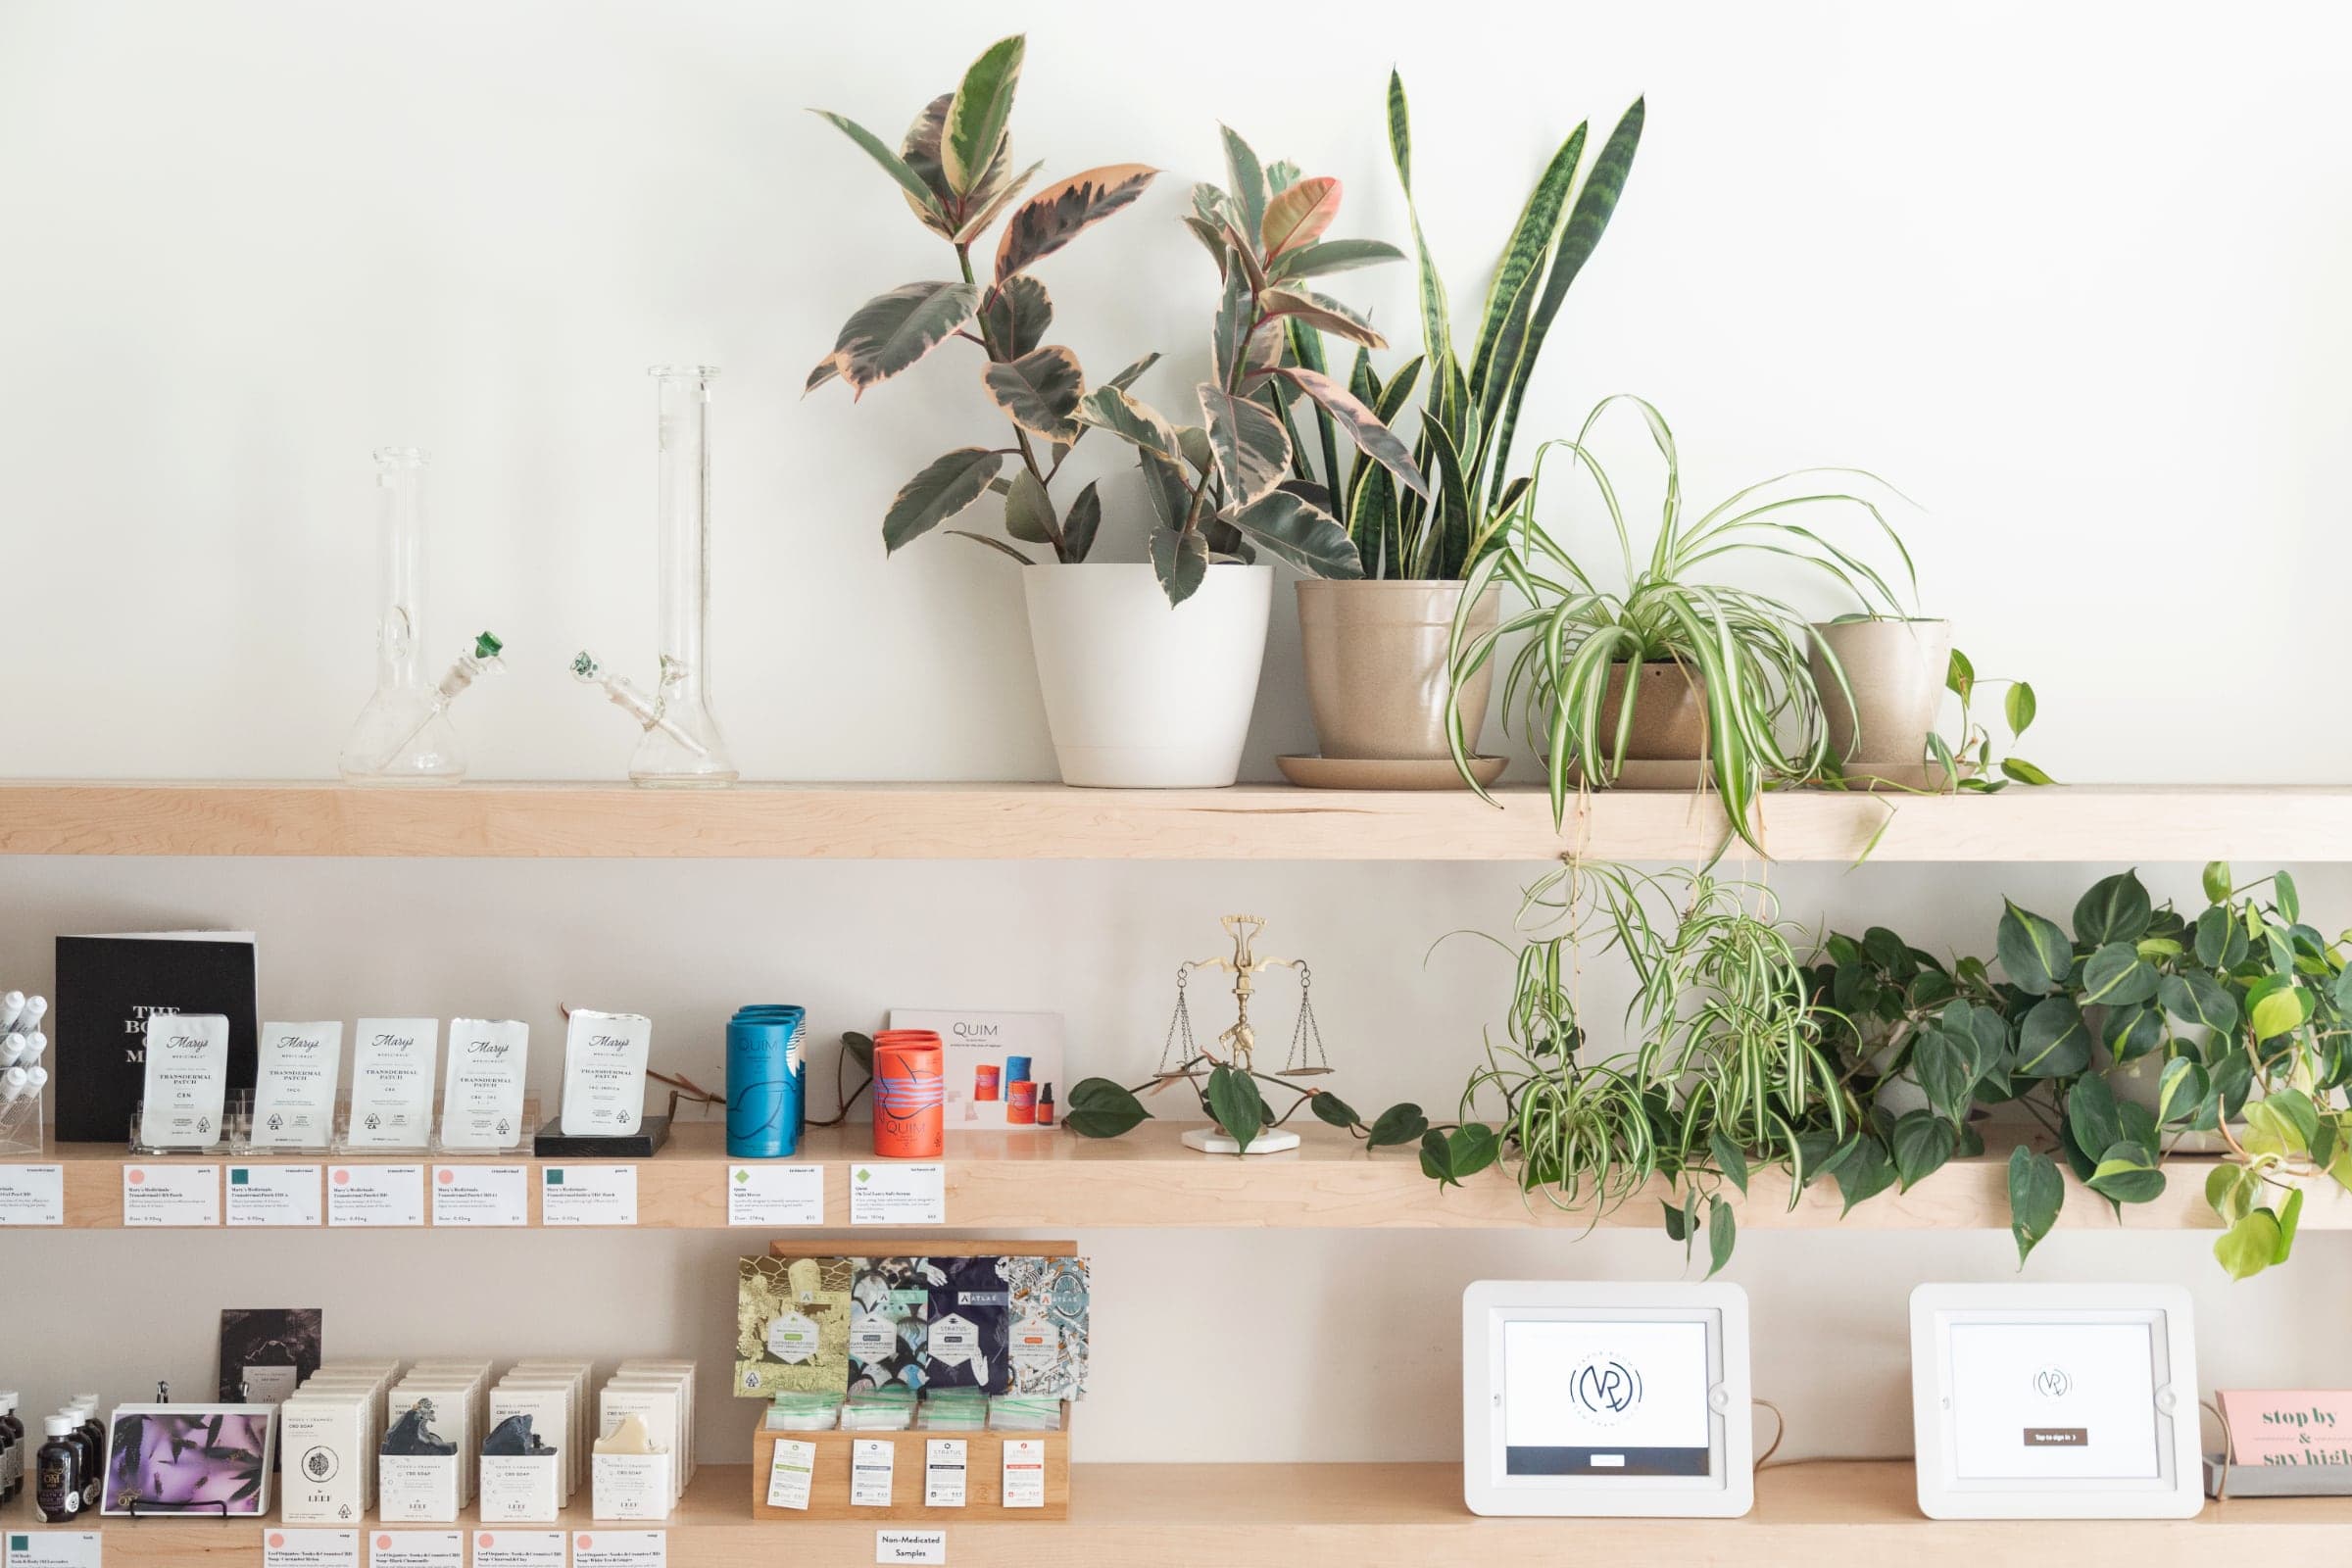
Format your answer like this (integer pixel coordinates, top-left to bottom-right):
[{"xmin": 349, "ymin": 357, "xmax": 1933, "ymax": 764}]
[{"xmin": 338, "ymin": 447, "xmax": 505, "ymax": 783}]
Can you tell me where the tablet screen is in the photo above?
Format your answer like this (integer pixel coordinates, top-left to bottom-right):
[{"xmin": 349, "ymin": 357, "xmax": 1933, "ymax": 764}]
[
  {"xmin": 1502, "ymin": 1319, "xmax": 1711, "ymax": 1477},
  {"xmin": 1947, "ymin": 1320, "xmax": 2161, "ymax": 1481}
]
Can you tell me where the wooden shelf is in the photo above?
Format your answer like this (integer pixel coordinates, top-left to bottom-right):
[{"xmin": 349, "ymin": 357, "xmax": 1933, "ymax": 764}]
[
  {"xmin": 3, "ymin": 780, "xmax": 2348, "ymax": 861},
  {"xmin": 6, "ymin": 1459, "xmax": 2341, "ymax": 1566},
  {"xmin": 22, "ymin": 1119, "xmax": 2339, "ymax": 1231}
]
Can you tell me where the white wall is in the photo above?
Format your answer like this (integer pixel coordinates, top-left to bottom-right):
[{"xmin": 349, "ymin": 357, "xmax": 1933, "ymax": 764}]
[{"xmin": 4, "ymin": 0, "xmax": 2350, "ymax": 1470}]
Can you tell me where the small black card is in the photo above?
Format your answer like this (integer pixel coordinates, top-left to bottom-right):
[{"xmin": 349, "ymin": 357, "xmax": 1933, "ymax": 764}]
[{"xmin": 218, "ymin": 1306, "xmax": 322, "ymax": 1404}]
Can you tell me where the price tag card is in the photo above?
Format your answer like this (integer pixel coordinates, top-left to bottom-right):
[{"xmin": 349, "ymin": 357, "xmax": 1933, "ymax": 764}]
[
  {"xmin": 849, "ymin": 1162, "xmax": 946, "ymax": 1226},
  {"xmin": 368, "ymin": 1531, "xmax": 461, "ymax": 1568},
  {"xmin": 571, "ymin": 1532, "xmax": 665, "ymax": 1567},
  {"xmin": 469, "ymin": 1532, "xmax": 565, "ymax": 1568},
  {"xmin": 4, "ymin": 1533, "xmax": 102, "ymax": 1568},
  {"xmin": 122, "ymin": 1162, "xmax": 220, "ymax": 1225},
  {"xmin": 1001, "ymin": 1438, "xmax": 1046, "ymax": 1508},
  {"xmin": 923, "ymin": 1439, "xmax": 966, "ymax": 1507},
  {"xmin": 0, "ymin": 1164, "xmax": 65, "ymax": 1226},
  {"xmin": 430, "ymin": 1165, "xmax": 528, "ymax": 1227},
  {"xmin": 727, "ymin": 1163, "xmax": 823, "ymax": 1226},
  {"xmin": 541, "ymin": 1165, "xmax": 637, "ymax": 1226},
  {"xmin": 876, "ymin": 1530, "xmax": 948, "ymax": 1565},
  {"xmin": 851, "ymin": 1438, "xmax": 895, "ymax": 1506},
  {"xmin": 228, "ymin": 1164, "xmax": 323, "ymax": 1227},
  {"xmin": 765, "ymin": 1438, "xmax": 816, "ymax": 1510},
  {"xmin": 263, "ymin": 1528, "xmax": 361, "ymax": 1567},
  {"xmin": 327, "ymin": 1165, "xmax": 424, "ymax": 1227}
]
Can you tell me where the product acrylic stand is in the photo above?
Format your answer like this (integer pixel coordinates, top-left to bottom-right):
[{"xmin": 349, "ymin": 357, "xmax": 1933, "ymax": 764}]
[
  {"xmin": 127, "ymin": 1097, "xmax": 240, "ymax": 1157},
  {"xmin": 0, "ymin": 991, "xmax": 48, "ymax": 1155},
  {"xmin": 1156, "ymin": 915, "xmax": 1331, "ymax": 1154},
  {"xmin": 573, "ymin": 366, "xmax": 738, "ymax": 788},
  {"xmin": 338, "ymin": 446, "xmax": 506, "ymax": 783}
]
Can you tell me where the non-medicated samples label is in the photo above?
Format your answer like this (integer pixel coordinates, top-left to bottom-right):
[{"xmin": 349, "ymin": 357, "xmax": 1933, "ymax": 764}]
[
  {"xmin": 764, "ymin": 1439, "xmax": 815, "ymax": 1511},
  {"xmin": 851, "ymin": 1439, "xmax": 895, "ymax": 1506},
  {"xmin": 875, "ymin": 1530, "xmax": 948, "ymax": 1565},
  {"xmin": 227, "ymin": 1164, "xmax": 322, "ymax": 1226},
  {"xmin": 923, "ymin": 1439, "xmax": 966, "ymax": 1507},
  {"xmin": 326, "ymin": 1165, "xmax": 424, "ymax": 1226},
  {"xmin": 540, "ymin": 1164, "xmax": 637, "ymax": 1225},
  {"xmin": 0, "ymin": 1165, "xmax": 65, "ymax": 1225},
  {"xmin": 429, "ymin": 1164, "xmax": 527, "ymax": 1226},
  {"xmin": 122, "ymin": 1162, "xmax": 220, "ymax": 1225},
  {"xmin": 263, "ymin": 1528, "xmax": 360, "ymax": 1568}
]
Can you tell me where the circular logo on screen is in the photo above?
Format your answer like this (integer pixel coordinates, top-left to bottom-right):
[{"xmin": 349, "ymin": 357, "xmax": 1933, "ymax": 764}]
[
  {"xmin": 2033, "ymin": 1365, "xmax": 2072, "ymax": 1398},
  {"xmin": 1566, "ymin": 1352, "xmax": 1644, "ymax": 1425},
  {"xmin": 302, "ymin": 1446, "xmax": 340, "ymax": 1482}
]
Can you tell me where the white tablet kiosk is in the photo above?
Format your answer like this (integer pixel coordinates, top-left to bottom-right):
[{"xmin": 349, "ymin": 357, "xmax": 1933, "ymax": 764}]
[
  {"xmin": 1909, "ymin": 1283, "xmax": 2202, "ymax": 1518},
  {"xmin": 1462, "ymin": 1281, "xmax": 1751, "ymax": 1517}
]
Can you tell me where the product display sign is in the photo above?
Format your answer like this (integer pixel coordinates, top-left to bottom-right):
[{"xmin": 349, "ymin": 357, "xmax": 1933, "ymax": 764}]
[
  {"xmin": 251, "ymin": 1022, "xmax": 344, "ymax": 1150},
  {"xmin": 2217, "ymin": 1390, "xmax": 2352, "ymax": 1466},
  {"xmin": 437, "ymin": 1019, "xmax": 527, "ymax": 1151},
  {"xmin": 559, "ymin": 1011, "xmax": 651, "ymax": 1138},
  {"xmin": 1463, "ymin": 1281, "xmax": 1750, "ymax": 1518},
  {"xmin": 348, "ymin": 1020, "xmax": 439, "ymax": 1150},
  {"xmin": 1909, "ymin": 1283, "xmax": 2202, "ymax": 1518},
  {"xmin": 137, "ymin": 1011, "xmax": 231, "ymax": 1149}
]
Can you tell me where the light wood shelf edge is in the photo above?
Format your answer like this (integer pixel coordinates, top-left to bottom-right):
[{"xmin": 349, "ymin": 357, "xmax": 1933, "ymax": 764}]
[
  {"xmin": 2, "ymin": 1460, "xmax": 2340, "ymax": 1567},
  {"xmin": 28, "ymin": 1120, "xmax": 2335, "ymax": 1232},
  {"xmin": 5, "ymin": 781, "xmax": 2351, "ymax": 861}
]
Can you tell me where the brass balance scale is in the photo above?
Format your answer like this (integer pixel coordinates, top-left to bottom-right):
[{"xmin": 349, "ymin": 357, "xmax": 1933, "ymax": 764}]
[{"xmin": 1152, "ymin": 914, "xmax": 1330, "ymax": 1154}]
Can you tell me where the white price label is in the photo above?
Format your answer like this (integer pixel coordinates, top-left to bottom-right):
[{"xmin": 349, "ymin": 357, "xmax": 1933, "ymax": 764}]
[
  {"xmin": 469, "ymin": 1531, "xmax": 564, "ymax": 1568},
  {"xmin": 540, "ymin": 1164, "xmax": 637, "ymax": 1226},
  {"xmin": 726, "ymin": 1163, "xmax": 824, "ymax": 1226},
  {"xmin": 4, "ymin": 1532, "xmax": 102, "ymax": 1567},
  {"xmin": 1001, "ymin": 1438, "xmax": 1047, "ymax": 1508},
  {"xmin": 849, "ymin": 1162, "xmax": 945, "ymax": 1226},
  {"xmin": 851, "ymin": 1438, "xmax": 895, "ymax": 1507},
  {"xmin": 122, "ymin": 1162, "xmax": 220, "ymax": 1225},
  {"xmin": 923, "ymin": 1439, "xmax": 966, "ymax": 1507},
  {"xmin": 228, "ymin": 1164, "xmax": 322, "ymax": 1227},
  {"xmin": 0, "ymin": 1164, "xmax": 65, "ymax": 1225},
  {"xmin": 367, "ymin": 1531, "xmax": 461, "ymax": 1568},
  {"xmin": 327, "ymin": 1165, "xmax": 424, "ymax": 1227},
  {"xmin": 429, "ymin": 1165, "xmax": 528, "ymax": 1226},
  {"xmin": 764, "ymin": 1439, "xmax": 815, "ymax": 1511},
  {"xmin": 876, "ymin": 1530, "xmax": 948, "ymax": 1565},
  {"xmin": 571, "ymin": 1531, "xmax": 666, "ymax": 1567},
  {"xmin": 263, "ymin": 1528, "xmax": 360, "ymax": 1567}
]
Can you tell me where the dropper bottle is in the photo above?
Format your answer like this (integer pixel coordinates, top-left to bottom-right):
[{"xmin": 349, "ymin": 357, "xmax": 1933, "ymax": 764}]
[{"xmin": 33, "ymin": 1414, "xmax": 81, "ymax": 1521}]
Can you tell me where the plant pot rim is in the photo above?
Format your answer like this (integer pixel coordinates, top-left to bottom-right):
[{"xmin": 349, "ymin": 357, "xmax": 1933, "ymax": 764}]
[
  {"xmin": 1023, "ymin": 559, "xmax": 1268, "ymax": 572},
  {"xmin": 1810, "ymin": 614, "xmax": 1952, "ymax": 628},
  {"xmin": 1297, "ymin": 576, "xmax": 1483, "ymax": 591}
]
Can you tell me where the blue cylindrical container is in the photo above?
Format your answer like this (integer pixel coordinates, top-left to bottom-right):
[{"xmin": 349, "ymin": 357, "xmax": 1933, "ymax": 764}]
[{"xmin": 727, "ymin": 1006, "xmax": 805, "ymax": 1157}]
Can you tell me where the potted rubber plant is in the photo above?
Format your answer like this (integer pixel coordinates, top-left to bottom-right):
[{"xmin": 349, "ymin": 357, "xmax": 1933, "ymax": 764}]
[
  {"xmin": 1279, "ymin": 76, "xmax": 1644, "ymax": 789},
  {"xmin": 1446, "ymin": 394, "xmax": 1919, "ymax": 851}
]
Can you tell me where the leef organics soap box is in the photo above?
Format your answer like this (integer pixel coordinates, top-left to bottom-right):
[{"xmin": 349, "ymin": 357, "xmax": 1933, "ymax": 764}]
[{"xmin": 280, "ymin": 1396, "xmax": 368, "ymax": 1524}]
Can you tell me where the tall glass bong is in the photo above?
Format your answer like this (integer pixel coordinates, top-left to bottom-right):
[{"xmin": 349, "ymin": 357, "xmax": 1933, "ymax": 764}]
[
  {"xmin": 338, "ymin": 447, "xmax": 503, "ymax": 783},
  {"xmin": 574, "ymin": 366, "xmax": 738, "ymax": 786}
]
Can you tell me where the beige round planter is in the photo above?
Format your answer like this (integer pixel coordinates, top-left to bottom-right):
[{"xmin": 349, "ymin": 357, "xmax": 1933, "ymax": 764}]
[
  {"xmin": 1808, "ymin": 617, "xmax": 1952, "ymax": 771},
  {"xmin": 1295, "ymin": 580, "xmax": 1500, "ymax": 760},
  {"xmin": 1599, "ymin": 661, "xmax": 1708, "ymax": 759}
]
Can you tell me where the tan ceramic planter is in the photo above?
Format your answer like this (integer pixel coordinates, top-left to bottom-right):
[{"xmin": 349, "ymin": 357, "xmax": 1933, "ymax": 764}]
[
  {"xmin": 1597, "ymin": 661, "xmax": 1708, "ymax": 759},
  {"xmin": 1808, "ymin": 618, "xmax": 1952, "ymax": 763},
  {"xmin": 1296, "ymin": 580, "xmax": 1500, "ymax": 760}
]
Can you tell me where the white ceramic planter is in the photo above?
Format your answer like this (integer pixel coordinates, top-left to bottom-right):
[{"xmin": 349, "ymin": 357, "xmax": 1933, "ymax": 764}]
[{"xmin": 1021, "ymin": 562, "xmax": 1273, "ymax": 788}]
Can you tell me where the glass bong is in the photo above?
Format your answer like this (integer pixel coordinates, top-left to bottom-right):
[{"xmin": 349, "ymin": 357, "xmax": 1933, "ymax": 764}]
[
  {"xmin": 573, "ymin": 366, "xmax": 738, "ymax": 786},
  {"xmin": 338, "ymin": 447, "xmax": 504, "ymax": 783}
]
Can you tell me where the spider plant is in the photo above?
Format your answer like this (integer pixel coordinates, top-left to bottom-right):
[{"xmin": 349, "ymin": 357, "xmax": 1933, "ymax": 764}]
[{"xmin": 1446, "ymin": 395, "xmax": 1919, "ymax": 853}]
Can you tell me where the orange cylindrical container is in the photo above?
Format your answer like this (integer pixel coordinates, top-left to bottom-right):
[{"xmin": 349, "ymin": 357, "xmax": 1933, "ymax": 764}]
[
  {"xmin": 1006, "ymin": 1078, "xmax": 1039, "ymax": 1126},
  {"xmin": 871, "ymin": 1030, "xmax": 945, "ymax": 1158},
  {"xmin": 974, "ymin": 1063, "xmax": 1002, "ymax": 1102}
]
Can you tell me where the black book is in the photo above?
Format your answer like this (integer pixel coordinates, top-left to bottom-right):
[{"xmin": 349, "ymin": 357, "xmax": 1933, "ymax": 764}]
[{"xmin": 54, "ymin": 932, "xmax": 258, "ymax": 1143}]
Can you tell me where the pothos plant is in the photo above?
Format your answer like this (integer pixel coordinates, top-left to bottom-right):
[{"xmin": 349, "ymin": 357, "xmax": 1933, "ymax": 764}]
[
  {"xmin": 1811, "ymin": 862, "xmax": 2352, "ymax": 1278},
  {"xmin": 808, "ymin": 35, "xmax": 1160, "ymax": 566},
  {"xmin": 1072, "ymin": 124, "xmax": 1432, "ymax": 603}
]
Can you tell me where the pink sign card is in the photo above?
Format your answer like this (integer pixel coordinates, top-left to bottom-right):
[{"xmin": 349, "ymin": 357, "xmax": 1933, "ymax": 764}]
[{"xmin": 2218, "ymin": 1390, "xmax": 2352, "ymax": 1466}]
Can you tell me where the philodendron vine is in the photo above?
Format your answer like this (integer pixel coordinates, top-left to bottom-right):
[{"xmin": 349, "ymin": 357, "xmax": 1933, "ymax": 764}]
[{"xmin": 1064, "ymin": 860, "xmax": 2347, "ymax": 1282}]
